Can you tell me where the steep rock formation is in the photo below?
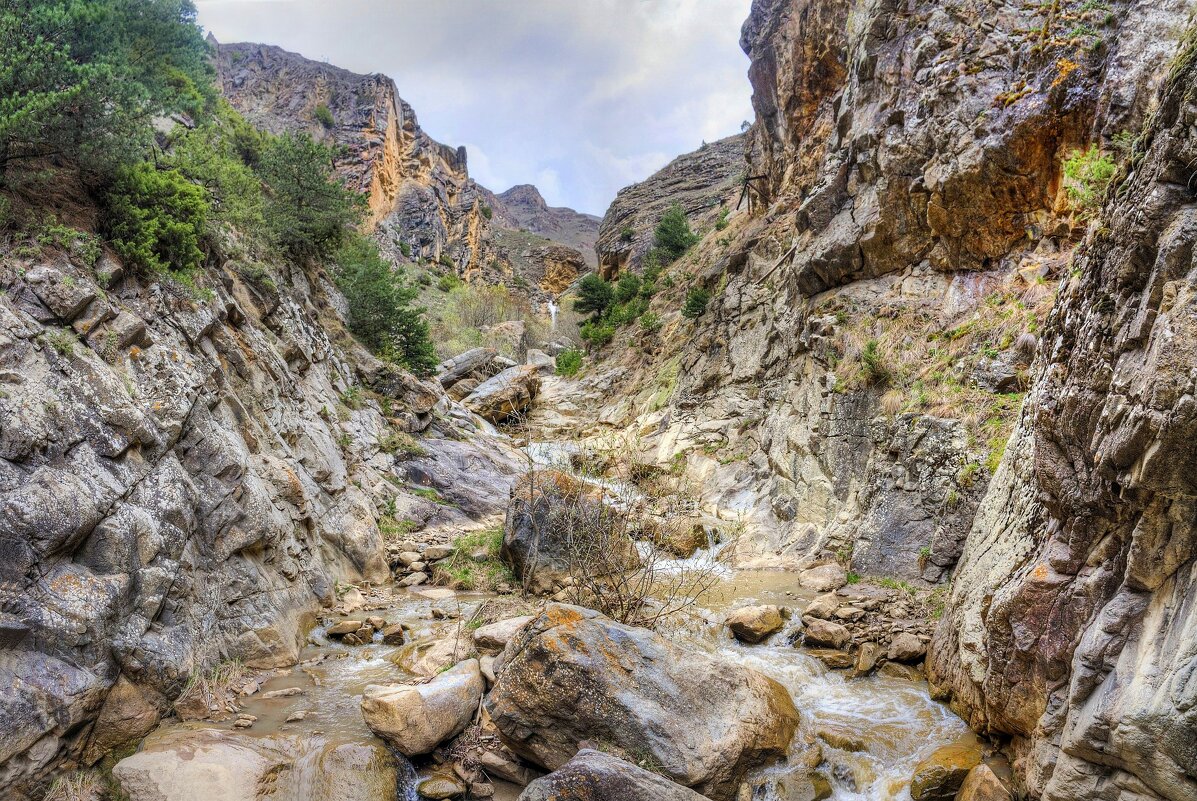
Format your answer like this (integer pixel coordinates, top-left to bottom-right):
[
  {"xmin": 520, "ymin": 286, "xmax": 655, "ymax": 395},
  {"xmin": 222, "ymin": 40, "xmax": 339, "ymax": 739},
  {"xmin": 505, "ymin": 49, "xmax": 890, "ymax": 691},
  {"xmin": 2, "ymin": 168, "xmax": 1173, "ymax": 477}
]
[
  {"xmin": 595, "ymin": 133, "xmax": 746, "ymax": 279},
  {"xmin": 0, "ymin": 223, "xmax": 522, "ymax": 799},
  {"xmin": 584, "ymin": 0, "xmax": 1190, "ymax": 585},
  {"xmin": 929, "ymin": 37, "xmax": 1197, "ymax": 801},
  {"xmin": 482, "ymin": 184, "xmax": 600, "ymax": 270}
]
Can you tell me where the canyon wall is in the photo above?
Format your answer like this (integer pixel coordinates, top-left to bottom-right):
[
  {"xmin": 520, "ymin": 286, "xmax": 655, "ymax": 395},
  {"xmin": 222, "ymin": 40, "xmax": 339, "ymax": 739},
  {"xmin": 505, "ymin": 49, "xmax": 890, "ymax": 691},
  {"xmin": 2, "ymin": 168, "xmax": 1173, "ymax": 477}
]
[
  {"xmin": 929, "ymin": 34, "xmax": 1197, "ymax": 801},
  {"xmin": 588, "ymin": 0, "xmax": 1191, "ymax": 587}
]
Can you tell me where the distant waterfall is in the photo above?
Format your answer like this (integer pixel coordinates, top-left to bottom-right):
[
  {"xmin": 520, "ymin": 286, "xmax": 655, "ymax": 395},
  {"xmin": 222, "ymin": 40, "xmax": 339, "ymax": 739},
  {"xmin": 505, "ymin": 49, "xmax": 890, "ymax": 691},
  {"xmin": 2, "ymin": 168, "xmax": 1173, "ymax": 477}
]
[{"xmin": 548, "ymin": 298, "xmax": 559, "ymax": 330}]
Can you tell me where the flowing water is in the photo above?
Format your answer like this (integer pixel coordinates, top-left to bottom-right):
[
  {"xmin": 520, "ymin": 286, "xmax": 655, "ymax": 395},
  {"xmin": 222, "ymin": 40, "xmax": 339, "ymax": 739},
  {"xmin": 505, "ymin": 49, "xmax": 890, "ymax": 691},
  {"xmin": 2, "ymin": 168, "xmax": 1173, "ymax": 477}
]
[{"xmin": 215, "ymin": 570, "xmax": 970, "ymax": 801}]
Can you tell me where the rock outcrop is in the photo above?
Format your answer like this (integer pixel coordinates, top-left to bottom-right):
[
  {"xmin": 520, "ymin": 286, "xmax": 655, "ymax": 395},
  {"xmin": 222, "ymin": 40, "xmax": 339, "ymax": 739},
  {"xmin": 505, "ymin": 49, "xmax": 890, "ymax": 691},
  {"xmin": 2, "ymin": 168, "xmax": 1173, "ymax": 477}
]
[
  {"xmin": 929, "ymin": 34, "xmax": 1197, "ymax": 801},
  {"xmin": 485, "ymin": 604, "xmax": 799, "ymax": 801},
  {"xmin": 595, "ymin": 133, "xmax": 746, "ymax": 279}
]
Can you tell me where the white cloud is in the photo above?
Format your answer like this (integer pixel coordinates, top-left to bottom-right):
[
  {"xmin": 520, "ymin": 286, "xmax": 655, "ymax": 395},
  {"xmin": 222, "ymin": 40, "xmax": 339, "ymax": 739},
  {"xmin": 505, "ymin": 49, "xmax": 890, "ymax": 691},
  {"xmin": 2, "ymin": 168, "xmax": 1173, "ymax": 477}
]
[{"xmin": 195, "ymin": 0, "xmax": 754, "ymax": 215}]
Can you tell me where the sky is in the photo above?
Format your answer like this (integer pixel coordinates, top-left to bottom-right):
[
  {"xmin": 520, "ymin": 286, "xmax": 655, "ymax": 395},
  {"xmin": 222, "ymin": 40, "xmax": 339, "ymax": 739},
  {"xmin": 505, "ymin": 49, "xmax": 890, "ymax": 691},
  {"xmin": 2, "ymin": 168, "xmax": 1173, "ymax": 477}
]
[{"xmin": 194, "ymin": 0, "xmax": 755, "ymax": 216}]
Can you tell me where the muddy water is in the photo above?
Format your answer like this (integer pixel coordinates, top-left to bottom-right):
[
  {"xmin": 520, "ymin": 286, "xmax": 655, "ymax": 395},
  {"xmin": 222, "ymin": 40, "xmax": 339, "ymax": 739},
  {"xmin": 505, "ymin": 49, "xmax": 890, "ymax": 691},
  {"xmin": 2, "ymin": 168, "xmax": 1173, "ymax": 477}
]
[{"xmin": 212, "ymin": 569, "xmax": 970, "ymax": 801}]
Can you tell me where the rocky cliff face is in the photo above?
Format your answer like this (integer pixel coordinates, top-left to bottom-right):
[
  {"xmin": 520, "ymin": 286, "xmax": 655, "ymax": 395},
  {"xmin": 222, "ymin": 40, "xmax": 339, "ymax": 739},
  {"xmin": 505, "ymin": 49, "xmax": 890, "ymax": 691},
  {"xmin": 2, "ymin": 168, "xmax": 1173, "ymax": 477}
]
[
  {"xmin": 215, "ymin": 41, "xmax": 588, "ymax": 300},
  {"xmin": 929, "ymin": 37, "xmax": 1197, "ymax": 801},
  {"xmin": 585, "ymin": 0, "xmax": 1191, "ymax": 587},
  {"xmin": 595, "ymin": 133, "xmax": 746, "ymax": 279},
  {"xmin": 481, "ymin": 184, "xmax": 600, "ymax": 270}
]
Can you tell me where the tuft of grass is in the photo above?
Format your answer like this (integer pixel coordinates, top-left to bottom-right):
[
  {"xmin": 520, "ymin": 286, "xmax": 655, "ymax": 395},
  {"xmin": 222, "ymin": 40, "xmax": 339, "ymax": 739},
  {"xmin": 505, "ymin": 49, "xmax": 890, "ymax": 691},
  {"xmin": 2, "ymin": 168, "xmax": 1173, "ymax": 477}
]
[
  {"xmin": 1062, "ymin": 145, "xmax": 1117, "ymax": 215},
  {"xmin": 380, "ymin": 430, "xmax": 427, "ymax": 458},
  {"xmin": 411, "ymin": 486, "xmax": 455, "ymax": 506}
]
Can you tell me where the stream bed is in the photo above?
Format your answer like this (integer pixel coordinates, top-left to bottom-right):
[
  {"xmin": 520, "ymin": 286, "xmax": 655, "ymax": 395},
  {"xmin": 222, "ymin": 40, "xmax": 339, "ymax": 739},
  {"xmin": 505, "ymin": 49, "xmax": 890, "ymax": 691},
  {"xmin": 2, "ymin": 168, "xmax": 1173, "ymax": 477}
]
[{"xmin": 187, "ymin": 569, "xmax": 972, "ymax": 801}]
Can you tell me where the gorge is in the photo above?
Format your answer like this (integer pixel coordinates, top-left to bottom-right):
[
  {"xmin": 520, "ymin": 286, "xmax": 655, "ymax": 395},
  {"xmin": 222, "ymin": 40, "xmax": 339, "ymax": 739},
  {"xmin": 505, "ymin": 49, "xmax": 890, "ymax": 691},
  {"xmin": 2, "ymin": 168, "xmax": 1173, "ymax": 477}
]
[{"xmin": 1, "ymin": 2, "xmax": 1196, "ymax": 801}]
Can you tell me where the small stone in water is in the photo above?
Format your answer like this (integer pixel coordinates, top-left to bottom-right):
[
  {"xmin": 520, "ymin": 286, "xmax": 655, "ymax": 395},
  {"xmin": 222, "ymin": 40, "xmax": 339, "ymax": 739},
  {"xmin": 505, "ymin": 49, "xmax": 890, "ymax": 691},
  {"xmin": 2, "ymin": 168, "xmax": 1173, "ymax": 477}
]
[{"xmin": 285, "ymin": 711, "xmax": 307, "ymax": 722}]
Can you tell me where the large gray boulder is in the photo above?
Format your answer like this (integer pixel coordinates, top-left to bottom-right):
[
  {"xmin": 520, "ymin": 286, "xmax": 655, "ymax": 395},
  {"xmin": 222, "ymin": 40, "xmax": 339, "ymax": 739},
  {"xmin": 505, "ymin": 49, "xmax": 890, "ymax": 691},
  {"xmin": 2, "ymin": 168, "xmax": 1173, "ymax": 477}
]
[
  {"xmin": 361, "ymin": 659, "xmax": 483, "ymax": 756},
  {"xmin": 463, "ymin": 365, "xmax": 541, "ymax": 423},
  {"xmin": 485, "ymin": 605, "xmax": 799, "ymax": 801},
  {"xmin": 500, "ymin": 471, "xmax": 636, "ymax": 593},
  {"xmin": 518, "ymin": 749, "xmax": 708, "ymax": 801}
]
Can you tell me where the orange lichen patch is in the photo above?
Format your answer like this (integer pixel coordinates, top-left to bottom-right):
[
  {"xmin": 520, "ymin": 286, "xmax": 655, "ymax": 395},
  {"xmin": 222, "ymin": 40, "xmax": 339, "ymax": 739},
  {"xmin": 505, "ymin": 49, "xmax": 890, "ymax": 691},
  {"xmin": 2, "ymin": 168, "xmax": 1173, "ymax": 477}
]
[{"xmin": 1052, "ymin": 57, "xmax": 1080, "ymax": 88}]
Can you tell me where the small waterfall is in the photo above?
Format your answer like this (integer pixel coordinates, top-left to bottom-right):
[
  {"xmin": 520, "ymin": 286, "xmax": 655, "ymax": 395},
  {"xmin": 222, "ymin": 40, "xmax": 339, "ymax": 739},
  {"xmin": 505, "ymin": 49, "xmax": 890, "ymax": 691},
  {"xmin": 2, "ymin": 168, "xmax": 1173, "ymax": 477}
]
[{"xmin": 548, "ymin": 298, "xmax": 559, "ymax": 330}]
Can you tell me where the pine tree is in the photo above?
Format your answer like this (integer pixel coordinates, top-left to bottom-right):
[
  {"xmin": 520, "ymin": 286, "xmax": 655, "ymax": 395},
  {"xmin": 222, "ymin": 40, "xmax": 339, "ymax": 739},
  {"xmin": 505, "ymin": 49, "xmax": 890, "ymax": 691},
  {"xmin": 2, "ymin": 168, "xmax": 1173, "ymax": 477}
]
[{"xmin": 653, "ymin": 203, "xmax": 699, "ymax": 261}]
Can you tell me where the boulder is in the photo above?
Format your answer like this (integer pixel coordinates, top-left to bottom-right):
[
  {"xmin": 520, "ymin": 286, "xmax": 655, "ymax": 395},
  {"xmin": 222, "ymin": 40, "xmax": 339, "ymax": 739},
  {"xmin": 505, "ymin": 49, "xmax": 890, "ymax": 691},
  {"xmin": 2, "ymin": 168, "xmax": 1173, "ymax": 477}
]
[
  {"xmin": 83, "ymin": 676, "xmax": 163, "ymax": 764},
  {"xmin": 477, "ymin": 747, "xmax": 540, "ymax": 786},
  {"xmin": 647, "ymin": 517, "xmax": 710, "ymax": 558},
  {"xmin": 798, "ymin": 564, "xmax": 847, "ymax": 592},
  {"xmin": 800, "ymin": 617, "xmax": 851, "ymax": 650},
  {"xmin": 361, "ymin": 659, "xmax": 484, "ymax": 756},
  {"xmin": 438, "ymin": 347, "xmax": 498, "ymax": 388},
  {"xmin": 909, "ymin": 744, "xmax": 982, "ymax": 801},
  {"xmin": 485, "ymin": 605, "xmax": 798, "ymax": 801},
  {"xmin": 888, "ymin": 633, "xmax": 926, "ymax": 663},
  {"xmin": 807, "ymin": 648, "xmax": 854, "ymax": 669},
  {"xmin": 956, "ymin": 763, "xmax": 1013, "ymax": 801},
  {"xmin": 854, "ymin": 642, "xmax": 884, "ymax": 675},
  {"xmin": 424, "ymin": 545, "xmax": 455, "ymax": 561},
  {"xmin": 473, "ymin": 616, "xmax": 534, "ymax": 655},
  {"xmin": 326, "ymin": 620, "xmax": 365, "ymax": 637},
  {"xmin": 380, "ymin": 623, "xmax": 406, "ymax": 645},
  {"xmin": 112, "ymin": 726, "xmax": 399, "ymax": 801},
  {"xmin": 725, "ymin": 605, "xmax": 785, "ymax": 644},
  {"xmin": 417, "ymin": 772, "xmax": 467, "ymax": 800},
  {"xmin": 463, "ymin": 365, "xmax": 541, "ymax": 423},
  {"xmin": 518, "ymin": 749, "xmax": 708, "ymax": 801},
  {"xmin": 387, "ymin": 634, "xmax": 468, "ymax": 677},
  {"xmin": 501, "ymin": 471, "xmax": 637, "ymax": 593},
  {"xmin": 803, "ymin": 593, "xmax": 840, "ymax": 619}
]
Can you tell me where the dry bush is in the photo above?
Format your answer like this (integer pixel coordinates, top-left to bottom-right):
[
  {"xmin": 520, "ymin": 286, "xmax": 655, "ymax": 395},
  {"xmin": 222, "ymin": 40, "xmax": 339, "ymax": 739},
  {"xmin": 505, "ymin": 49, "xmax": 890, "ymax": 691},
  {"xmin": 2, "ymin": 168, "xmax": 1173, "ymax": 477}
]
[
  {"xmin": 173, "ymin": 660, "xmax": 247, "ymax": 720},
  {"xmin": 43, "ymin": 772, "xmax": 105, "ymax": 801}
]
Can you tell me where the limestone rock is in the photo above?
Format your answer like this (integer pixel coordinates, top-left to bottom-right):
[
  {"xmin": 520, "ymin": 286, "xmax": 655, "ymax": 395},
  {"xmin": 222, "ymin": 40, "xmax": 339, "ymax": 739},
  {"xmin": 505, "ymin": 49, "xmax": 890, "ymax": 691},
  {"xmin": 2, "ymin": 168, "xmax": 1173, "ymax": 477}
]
[
  {"xmin": 472, "ymin": 616, "xmax": 533, "ymax": 655},
  {"xmin": 464, "ymin": 366, "xmax": 541, "ymax": 423},
  {"xmin": 361, "ymin": 659, "xmax": 483, "ymax": 756},
  {"xmin": 909, "ymin": 744, "xmax": 981, "ymax": 801},
  {"xmin": 800, "ymin": 617, "xmax": 851, "ymax": 650},
  {"xmin": 484, "ymin": 604, "xmax": 798, "ymax": 801},
  {"xmin": 798, "ymin": 564, "xmax": 847, "ymax": 592},
  {"xmin": 956, "ymin": 764, "xmax": 1013, "ymax": 801},
  {"xmin": 887, "ymin": 633, "xmax": 925, "ymax": 664},
  {"xmin": 518, "ymin": 749, "xmax": 708, "ymax": 801},
  {"xmin": 725, "ymin": 605, "xmax": 785, "ymax": 644}
]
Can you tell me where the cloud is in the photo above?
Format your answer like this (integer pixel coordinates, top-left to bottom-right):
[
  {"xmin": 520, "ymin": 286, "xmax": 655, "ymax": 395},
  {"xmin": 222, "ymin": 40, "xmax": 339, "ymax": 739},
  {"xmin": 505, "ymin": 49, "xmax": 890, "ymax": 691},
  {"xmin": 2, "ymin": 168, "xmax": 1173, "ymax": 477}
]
[{"xmin": 195, "ymin": 0, "xmax": 754, "ymax": 215}]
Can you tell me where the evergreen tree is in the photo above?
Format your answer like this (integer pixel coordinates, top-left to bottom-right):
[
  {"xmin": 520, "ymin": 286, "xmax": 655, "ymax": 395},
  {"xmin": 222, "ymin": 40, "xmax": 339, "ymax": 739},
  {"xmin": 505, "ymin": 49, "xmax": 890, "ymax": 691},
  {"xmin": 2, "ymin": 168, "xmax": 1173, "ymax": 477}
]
[
  {"xmin": 0, "ymin": 0, "xmax": 213, "ymax": 184},
  {"xmin": 257, "ymin": 131, "xmax": 363, "ymax": 259},
  {"xmin": 574, "ymin": 273, "xmax": 614, "ymax": 318},
  {"xmin": 653, "ymin": 203, "xmax": 699, "ymax": 261}
]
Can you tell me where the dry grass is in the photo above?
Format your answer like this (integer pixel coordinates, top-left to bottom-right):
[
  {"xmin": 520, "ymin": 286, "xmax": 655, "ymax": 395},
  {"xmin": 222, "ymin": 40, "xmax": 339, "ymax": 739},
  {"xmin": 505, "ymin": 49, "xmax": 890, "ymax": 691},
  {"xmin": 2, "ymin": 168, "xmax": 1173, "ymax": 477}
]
[
  {"xmin": 821, "ymin": 273, "xmax": 1057, "ymax": 467},
  {"xmin": 43, "ymin": 771, "xmax": 105, "ymax": 801}
]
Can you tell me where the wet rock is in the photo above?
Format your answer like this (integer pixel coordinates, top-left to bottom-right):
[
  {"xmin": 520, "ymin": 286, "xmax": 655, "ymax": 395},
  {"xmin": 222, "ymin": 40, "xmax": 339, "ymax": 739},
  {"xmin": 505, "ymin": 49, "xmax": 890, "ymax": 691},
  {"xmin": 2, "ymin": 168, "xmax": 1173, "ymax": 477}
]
[
  {"xmin": 519, "ymin": 749, "xmax": 708, "ymax": 801},
  {"xmin": 326, "ymin": 620, "xmax": 365, "ymax": 637},
  {"xmin": 853, "ymin": 642, "xmax": 884, "ymax": 676},
  {"xmin": 798, "ymin": 564, "xmax": 847, "ymax": 592},
  {"xmin": 388, "ymin": 634, "xmax": 468, "ymax": 677},
  {"xmin": 361, "ymin": 659, "xmax": 483, "ymax": 757},
  {"xmin": 501, "ymin": 471, "xmax": 637, "ymax": 594},
  {"xmin": 485, "ymin": 604, "xmax": 798, "ymax": 801},
  {"xmin": 477, "ymin": 746, "xmax": 540, "ymax": 786},
  {"xmin": 398, "ymin": 551, "xmax": 423, "ymax": 566},
  {"xmin": 799, "ymin": 617, "xmax": 851, "ymax": 650},
  {"xmin": 473, "ymin": 616, "xmax": 534, "ymax": 655},
  {"xmin": 956, "ymin": 763, "xmax": 1013, "ymax": 801},
  {"xmin": 112, "ymin": 726, "xmax": 399, "ymax": 801},
  {"xmin": 725, "ymin": 605, "xmax": 785, "ymax": 644},
  {"xmin": 380, "ymin": 623, "xmax": 406, "ymax": 645},
  {"xmin": 815, "ymin": 723, "xmax": 867, "ymax": 752},
  {"xmin": 803, "ymin": 593, "xmax": 840, "ymax": 619},
  {"xmin": 464, "ymin": 366, "xmax": 541, "ymax": 423},
  {"xmin": 877, "ymin": 662, "xmax": 923, "ymax": 682},
  {"xmin": 909, "ymin": 744, "xmax": 981, "ymax": 801},
  {"xmin": 646, "ymin": 516, "xmax": 710, "ymax": 558},
  {"xmin": 418, "ymin": 772, "xmax": 467, "ymax": 799},
  {"xmin": 806, "ymin": 648, "xmax": 854, "ymax": 669},
  {"xmin": 399, "ymin": 571, "xmax": 429, "ymax": 587},
  {"xmin": 887, "ymin": 633, "xmax": 926, "ymax": 663}
]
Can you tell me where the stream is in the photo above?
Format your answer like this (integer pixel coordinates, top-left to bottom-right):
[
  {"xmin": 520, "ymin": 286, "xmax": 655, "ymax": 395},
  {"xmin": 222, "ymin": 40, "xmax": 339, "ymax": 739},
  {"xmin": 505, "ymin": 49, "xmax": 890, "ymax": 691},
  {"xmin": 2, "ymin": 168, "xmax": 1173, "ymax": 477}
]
[{"xmin": 194, "ymin": 566, "xmax": 971, "ymax": 801}]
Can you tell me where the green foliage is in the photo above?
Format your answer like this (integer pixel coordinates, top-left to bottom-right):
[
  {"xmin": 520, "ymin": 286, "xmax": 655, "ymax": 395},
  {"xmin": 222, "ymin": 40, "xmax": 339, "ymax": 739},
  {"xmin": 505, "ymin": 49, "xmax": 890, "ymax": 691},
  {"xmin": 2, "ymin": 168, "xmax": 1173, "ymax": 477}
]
[
  {"xmin": 333, "ymin": 234, "xmax": 437, "ymax": 376},
  {"xmin": 1062, "ymin": 146, "xmax": 1117, "ymax": 214},
  {"xmin": 639, "ymin": 311, "xmax": 662, "ymax": 333},
  {"xmin": 653, "ymin": 203, "xmax": 699, "ymax": 261},
  {"xmin": 0, "ymin": 0, "xmax": 214, "ymax": 184},
  {"xmin": 574, "ymin": 273, "xmax": 614, "ymax": 318},
  {"xmin": 579, "ymin": 320, "xmax": 615, "ymax": 347},
  {"xmin": 105, "ymin": 162, "xmax": 208, "ymax": 274},
  {"xmin": 164, "ymin": 112, "xmax": 266, "ymax": 244},
  {"xmin": 619, "ymin": 226, "xmax": 635, "ymax": 242},
  {"xmin": 34, "ymin": 220, "xmax": 101, "ymax": 266},
  {"xmin": 681, "ymin": 286, "xmax": 711, "ymax": 319},
  {"xmin": 555, "ymin": 347, "xmax": 584, "ymax": 377},
  {"xmin": 480, "ymin": 204, "xmax": 493, "ymax": 220},
  {"xmin": 399, "ymin": 241, "xmax": 412, "ymax": 258},
  {"xmin": 613, "ymin": 274, "xmax": 642, "ymax": 304},
  {"xmin": 313, "ymin": 103, "xmax": 334, "ymax": 129},
  {"xmin": 411, "ymin": 486, "xmax": 454, "ymax": 506},
  {"xmin": 714, "ymin": 206, "xmax": 730, "ymax": 231},
  {"xmin": 437, "ymin": 273, "xmax": 462, "ymax": 292},
  {"xmin": 257, "ymin": 131, "xmax": 362, "ymax": 259},
  {"xmin": 860, "ymin": 339, "xmax": 892, "ymax": 385}
]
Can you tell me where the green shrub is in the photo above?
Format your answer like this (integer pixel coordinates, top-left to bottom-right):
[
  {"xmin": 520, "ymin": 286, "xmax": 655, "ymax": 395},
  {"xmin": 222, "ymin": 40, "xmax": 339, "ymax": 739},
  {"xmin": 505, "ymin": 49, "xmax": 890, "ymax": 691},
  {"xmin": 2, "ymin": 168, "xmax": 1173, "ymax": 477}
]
[
  {"xmin": 105, "ymin": 163, "xmax": 208, "ymax": 274},
  {"xmin": 861, "ymin": 339, "xmax": 892, "ymax": 385},
  {"xmin": 257, "ymin": 131, "xmax": 363, "ymax": 259},
  {"xmin": 437, "ymin": 273, "xmax": 462, "ymax": 292},
  {"xmin": 480, "ymin": 204, "xmax": 493, "ymax": 220},
  {"xmin": 333, "ymin": 234, "xmax": 437, "ymax": 376},
  {"xmin": 714, "ymin": 206, "xmax": 730, "ymax": 231},
  {"xmin": 681, "ymin": 286, "xmax": 711, "ymax": 319},
  {"xmin": 619, "ymin": 226, "xmax": 635, "ymax": 242},
  {"xmin": 580, "ymin": 320, "xmax": 615, "ymax": 347},
  {"xmin": 614, "ymin": 274, "xmax": 642, "ymax": 304},
  {"xmin": 654, "ymin": 203, "xmax": 699, "ymax": 261},
  {"xmin": 555, "ymin": 347, "xmax": 583, "ymax": 376},
  {"xmin": 165, "ymin": 114, "xmax": 266, "ymax": 243},
  {"xmin": 314, "ymin": 103, "xmax": 334, "ymax": 129},
  {"xmin": 1062, "ymin": 146, "xmax": 1117, "ymax": 214},
  {"xmin": 574, "ymin": 273, "xmax": 614, "ymax": 318},
  {"xmin": 399, "ymin": 241, "xmax": 412, "ymax": 258},
  {"xmin": 639, "ymin": 311, "xmax": 662, "ymax": 333}
]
